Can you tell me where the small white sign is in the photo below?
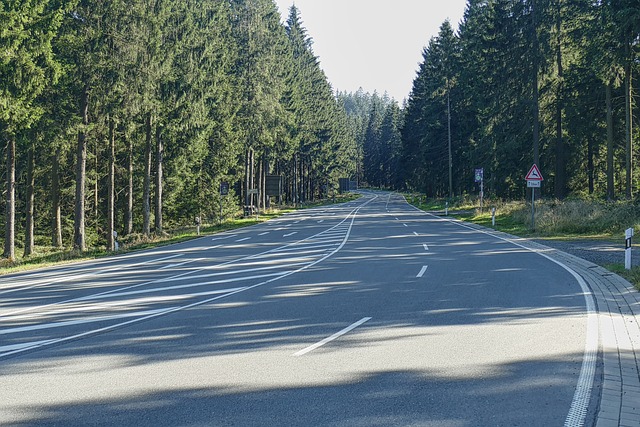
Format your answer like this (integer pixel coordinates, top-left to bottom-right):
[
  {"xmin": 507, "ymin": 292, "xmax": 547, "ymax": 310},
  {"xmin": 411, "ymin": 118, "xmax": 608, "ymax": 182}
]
[{"xmin": 527, "ymin": 180, "xmax": 541, "ymax": 188}]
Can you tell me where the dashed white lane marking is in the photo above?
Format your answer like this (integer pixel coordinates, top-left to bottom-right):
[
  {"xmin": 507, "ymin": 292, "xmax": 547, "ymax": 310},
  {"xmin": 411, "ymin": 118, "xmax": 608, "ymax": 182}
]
[
  {"xmin": 293, "ymin": 317, "xmax": 372, "ymax": 356},
  {"xmin": 417, "ymin": 265, "xmax": 428, "ymax": 278},
  {"xmin": 413, "ymin": 231, "xmax": 419, "ymax": 236},
  {"xmin": 404, "ymin": 201, "xmax": 597, "ymax": 427},
  {"xmin": 423, "ymin": 244, "xmax": 429, "ymax": 251},
  {"xmin": 403, "ymin": 223, "xmax": 408, "ymax": 227},
  {"xmin": 284, "ymin": 232, "xmax": 298, "ymax": 237},
  {"xmin": 258, "ymin": 232, "xmax": 269, "ymax": 236},
  {"xmin": 236, "ymin": 237, "xmax": 251, "ymax": 242},
  {"xmin": 318, "ymin": 220, "xmax": 324, "ymax": 223}
]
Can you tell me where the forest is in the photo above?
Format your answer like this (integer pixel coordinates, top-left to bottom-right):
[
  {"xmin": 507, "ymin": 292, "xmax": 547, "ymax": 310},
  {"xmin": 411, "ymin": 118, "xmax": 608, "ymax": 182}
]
[
  {"xmin": 397, "ymin": 0, "xmax": 639, "ymax": 200},
  {"xmin": 1, "ymin": 0, "xmax": 356, "ymax": 261},
  {"xmin": 2, "ymin": 0, "xmax": 639, "ymax": 263}
]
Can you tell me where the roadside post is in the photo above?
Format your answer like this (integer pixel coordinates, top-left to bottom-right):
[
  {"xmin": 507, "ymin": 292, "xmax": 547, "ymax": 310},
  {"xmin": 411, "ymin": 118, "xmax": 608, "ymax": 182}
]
[
  {"xmin": 445, "ymin": 201, "xmax": 449, "ymax": 216},
  {"xmin": 492, "ymin": 207, "xmax": 496, "ymax": 227},
  {"xmin": 525, "ymin": 164, "xmax": 544, "ymax": 231},
  {"xmin": 195, "ymin": 216, "xmax": 201, "ymax": 236},
  {"xmin": 625, "ymin": 228, "xmax": 634, "ymax": 270},
  {"xmin": 475, "ymin": 168, "xmax": 484, "ymax": 213}
]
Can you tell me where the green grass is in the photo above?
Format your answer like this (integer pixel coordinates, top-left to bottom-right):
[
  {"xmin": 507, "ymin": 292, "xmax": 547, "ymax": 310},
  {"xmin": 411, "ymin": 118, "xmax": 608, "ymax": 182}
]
[{"xmin": 0, "ymin": 193, "xmax": 360, "ymax": 276}]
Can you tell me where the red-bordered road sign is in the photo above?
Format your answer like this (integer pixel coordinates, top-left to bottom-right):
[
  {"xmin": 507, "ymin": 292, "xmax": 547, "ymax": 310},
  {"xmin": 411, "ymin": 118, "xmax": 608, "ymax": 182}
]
[{"xmin": 525, "ymin": 164, "xmax": 544, "ymax": 181}]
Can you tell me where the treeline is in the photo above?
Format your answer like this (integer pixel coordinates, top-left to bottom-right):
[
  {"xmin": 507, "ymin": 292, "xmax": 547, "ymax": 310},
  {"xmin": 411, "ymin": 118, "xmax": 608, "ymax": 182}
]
[
  {"xmin": 338, "ymin": 90, "xmax": 403, "ymax": 190},
  {"xmin": 0, "ymin": 1, "xmax": 355, "ymax": 260},
  {"xmin": 363, "ymin": 0, "xmax": 639, "ymax": 200}
]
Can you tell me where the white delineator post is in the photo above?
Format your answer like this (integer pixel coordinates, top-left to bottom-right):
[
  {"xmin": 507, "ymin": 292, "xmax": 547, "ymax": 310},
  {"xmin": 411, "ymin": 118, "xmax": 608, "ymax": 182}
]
[{"xmin": 625, "ymin": 227, "xmax": 634, "ymax": 270}]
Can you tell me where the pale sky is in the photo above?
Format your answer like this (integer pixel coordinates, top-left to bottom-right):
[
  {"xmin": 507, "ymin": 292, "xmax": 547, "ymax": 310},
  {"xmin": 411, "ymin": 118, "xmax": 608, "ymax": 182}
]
[{"xmin": 274, "ymin": 0, "xmax": 468, "ymax": 102}]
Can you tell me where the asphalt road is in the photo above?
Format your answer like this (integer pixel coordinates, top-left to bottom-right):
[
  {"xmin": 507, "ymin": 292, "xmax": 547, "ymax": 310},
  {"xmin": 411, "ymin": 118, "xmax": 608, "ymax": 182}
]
[{"xmin": 0, "ymin": 191, "xmax": 595, "ymax": 426}]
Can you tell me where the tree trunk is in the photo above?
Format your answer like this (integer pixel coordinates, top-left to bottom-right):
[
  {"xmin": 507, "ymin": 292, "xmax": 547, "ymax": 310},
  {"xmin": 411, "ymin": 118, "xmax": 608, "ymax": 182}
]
[
  {"xmin": 625, "ymin": 55, "xmax": 633, "ymax": 199},
  {"xmin": 4, "ymin": 134, "xmax": 16, "ymax": 260},
  {"xmin": 554, "ymin": 4, "xmax": 566, "ymax": 199},
  {"xmin": 126, "ymin": 132, "xmax": 133, "ymax": 235},
  {"xmin": 107, "ymin": 118, "xmax": 115, "ymax": 251},
  {"xmin": 154, "ymin": 124, "xmax": 163, "ymax": 233},
  {"xmin": 24, "ymin": 142, "xmax": 35, "ymax": 257},
  {"xmin": 606, "ymin": 82, "xmax": 615, "ymax": 200},
  {"xmin": 532, "ymin": 0, "xmax": 540, "ymax": 168},
  {"xmin": 74, "ymin": 85, "xmax": 89, "ymax": 251},
  {"xmin": 143, "ymin": 113, "xmax": 152, "ymax": 236},
  {"xmin": 52, "ymin": 147, "xmax": 63, "ymax": 247},
  {"xmin": 243, "ymin": 149, "xmax": 249, "ymax": 207},
  {"xmin": 588, "ymin": 138, "xmax": 595, "ymax": 195}
]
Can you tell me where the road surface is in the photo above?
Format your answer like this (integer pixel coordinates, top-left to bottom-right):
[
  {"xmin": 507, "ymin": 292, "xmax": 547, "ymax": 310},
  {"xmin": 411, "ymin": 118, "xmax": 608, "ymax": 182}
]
[{"xmin": 0, "ymin": 191, "xmax": 597, "ymax": 426}]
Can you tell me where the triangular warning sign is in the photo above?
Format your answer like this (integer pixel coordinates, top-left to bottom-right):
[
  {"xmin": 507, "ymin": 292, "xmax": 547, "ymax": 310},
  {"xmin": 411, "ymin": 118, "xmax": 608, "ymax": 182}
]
[{"xmin": 525, "ymin": 164, "xmax": 544, "ymax": 181}]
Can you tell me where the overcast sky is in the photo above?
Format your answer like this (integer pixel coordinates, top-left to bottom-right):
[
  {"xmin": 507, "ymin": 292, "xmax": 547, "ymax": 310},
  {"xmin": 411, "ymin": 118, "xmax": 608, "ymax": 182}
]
[{"xmin": 273, "ymin": 0, "xmax": 468, "ymax": 102}]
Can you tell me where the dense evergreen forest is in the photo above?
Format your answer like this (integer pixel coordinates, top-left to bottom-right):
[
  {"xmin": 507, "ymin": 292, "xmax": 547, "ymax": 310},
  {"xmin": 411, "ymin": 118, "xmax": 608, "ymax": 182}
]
[
  {"xmin": 1, "ymin": 0, "xmax": 355, "ymax": 260},
  {"xmin": 1, "ymin": 0, "xmax": 639, "ymax": 262},
  {"xmin": 398, "ymin": 0, "xmax": 639, "ymax": 200}
]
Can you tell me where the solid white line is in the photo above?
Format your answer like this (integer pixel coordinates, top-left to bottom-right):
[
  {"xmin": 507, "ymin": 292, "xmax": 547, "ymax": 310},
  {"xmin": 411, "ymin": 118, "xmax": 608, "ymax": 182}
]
[
  {"xmin": 404, "ymin": 200, "xmax": 597, "ymax": 427},
  {"xmin": 0, "ymin": 339, "xmax": 58, "ymax": 353},
  {"xmin": 1, "ymin": 308, "xmax": 172, "ymax": 335},
  {"xmin": 0, "ymin": 254, "xmax": 184, "ymax": 296},
  {"xmin": 0, "ymin": 196, "xmax": 379, "ymax": 360},
  {"xmin": 211, "ymin": 235, "xmax": 236, "ymax": 241},
  {"xmin": 293, "ymin": 317, "xmax": 372, "ymax": 356},
  {"xmin": 417, "ymin": 265, "xmax": 428, "ymax": 278}
]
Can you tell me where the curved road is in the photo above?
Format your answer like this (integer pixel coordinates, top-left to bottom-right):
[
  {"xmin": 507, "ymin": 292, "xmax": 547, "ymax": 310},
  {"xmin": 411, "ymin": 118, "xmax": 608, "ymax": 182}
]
[{"xmin": 0, "ymin": 191, "xmax": 597, "ymax": 426}]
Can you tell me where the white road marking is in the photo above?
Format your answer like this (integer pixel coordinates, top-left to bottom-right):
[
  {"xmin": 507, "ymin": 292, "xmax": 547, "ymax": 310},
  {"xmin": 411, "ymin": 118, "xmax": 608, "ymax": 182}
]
[
  {"xmin": 0, "ymin": 339, "xmax": 58, "ymax": 353},
  {"xmin": 0, "ymin": 196, "xmax": 380, "ymax": 360},
  {"xmin": 413, "ymin": 231, "xmax": 419, "ymax": 236},
  {"xmin": 284, "ymin": 232, "xmax": 298, "ymax": 237},
  {"xmin": 423, "ymin": 244, "xmax": 429, "ymax": 251},
  {"xmin": 1, "ymin": 308, "xmax": 172, "ymax": 335},
  {"xmin": 159, "ymin": 258, "xmax": 204, "ymax": 270},
  {"xmin": 403, "ymin": 223, "xmax": 408, "ymax": 227},
  {"xmin": 212, "ymin": 235, "xmax": 236, "ymax": 241},
  {"xmin": 406, "ymin": 203, "xmax": 598, "ymax": 427},
  {"xmin": 293, "ymin": 317, "xmax": 372, "ymax": 356},
  {"xmin": 236, "ymin": 237, "xmax": 251, "ymax": 242},
  {"xmin": 259, "ymin": 232, "xmax": 269, "ymax": 236},
  {"xmin": 0, "ymin": 254, "xmax": 184, "ymax": 296},
  {"xmin": 317, "ymin": 220, "xmax": 324, "ymax": 223},
  {"xmin": 417, "ymin": 265, "xmax": 428, "ymax": 277}
]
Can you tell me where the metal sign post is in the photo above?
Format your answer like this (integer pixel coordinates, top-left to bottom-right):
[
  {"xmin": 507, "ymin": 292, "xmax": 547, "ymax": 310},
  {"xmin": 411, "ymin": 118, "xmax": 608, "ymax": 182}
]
[{"xmin": 525, "ymin": 165, "xmax": 544, "ymax": 231}]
